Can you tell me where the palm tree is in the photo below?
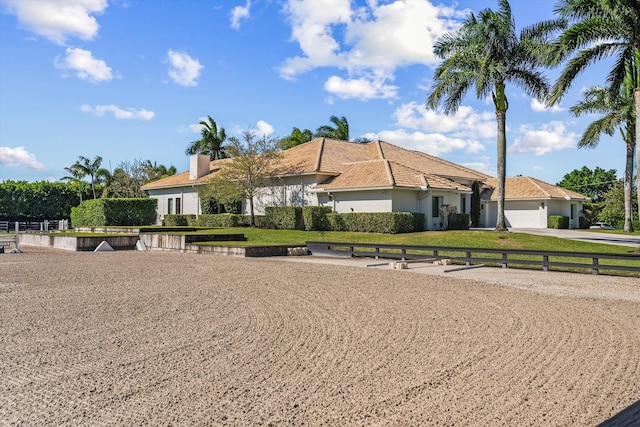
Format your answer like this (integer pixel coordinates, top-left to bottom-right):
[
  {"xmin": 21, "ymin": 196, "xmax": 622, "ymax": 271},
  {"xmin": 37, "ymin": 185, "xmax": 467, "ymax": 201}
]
[
  {"xmin": 426, "ymin": 0, "xmax": 563, "ymax": 231},
  {"xmin": 569, "ymin": 71, "xmax": 636, "ymax": 232},
  {"xmin": 279, "ymin": 127, "xmax": 313, "ymax": 150},
  {"xmin": 61, "ymin": 164, "xmax": 88, "ymax": 202},
  {"xmin": 68, "ymin": 155, "xmax": 106, "ymax": 199},
  {"xmin": 549, "ymin": 0, "xmax": 640, "ymax": 224},
  {"xmin": 315, "ymin": 115, "xmax": 349, "ymax": 141},
  {"xmin": 186, "ymin": 115, "xmax": 227, "ymax": 160}
]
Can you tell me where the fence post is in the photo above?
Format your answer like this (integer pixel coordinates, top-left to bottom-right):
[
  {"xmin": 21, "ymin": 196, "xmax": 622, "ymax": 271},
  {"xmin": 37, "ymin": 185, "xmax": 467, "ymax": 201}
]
[
  {"xmin": 543, "ymin": 255, "xmax": 549, "ymax": 272},
  {"xmin": 502, "ymin": 253, "xmax": 508, "ymax": 269},
  {"xmin": 592, "ymin": 257, "xmax": 599, "ymax": 275},
  {"xmin": 11, "ymin": 221, "xmax": 22, "ymax": 254},
  {"xmin": 466, "ymin": 251, "xmax": 471, "ymax": 267}
]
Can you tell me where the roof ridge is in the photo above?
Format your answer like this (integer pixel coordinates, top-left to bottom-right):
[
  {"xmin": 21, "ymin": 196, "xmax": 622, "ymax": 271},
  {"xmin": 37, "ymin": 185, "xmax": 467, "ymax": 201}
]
[
  {"xmin": 375, "ymin": 140, "xmax": 385, "ymax": 160},
  {"xmin": 526, "ymin": 176, "xmax": 552, "ymax": 198},
  {"xmin": 314, "ymin": 138, "xmax": 325, "ymax": 172},
  {"xmin": 383, "ymin": 159, "xmax": 395, "ymax": 186}
]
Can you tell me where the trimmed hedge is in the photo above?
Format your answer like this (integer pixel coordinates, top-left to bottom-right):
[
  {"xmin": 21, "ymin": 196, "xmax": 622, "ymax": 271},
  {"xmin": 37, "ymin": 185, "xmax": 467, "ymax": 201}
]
[
  {"xmin": 302, "ymin": 206, "xmax": 332, "ymax": 231},
  {"xmin": 326, "ymin": 212, "xmax": 423, "ymax": 234},
  {"xmin": 447, "ymin": 213, "xmax": 469, "ymax": 230},
  {"xmin": 265, "ymin": 206, "xmax": 304, "ymax": 230},
  {"xmin": 195, "ymin": 214, "xmax": 249, "ymax": 228},
  {"xmin": 163, "ymin": 214, "xmax": 195, "ymax": 226},
  {"xmin": 548, "ymin": 215, "xmax": 569, "ymax": 229},
  {"xmin": 71, "ymin": 198, "xmax": 157, "ymax": 227}
]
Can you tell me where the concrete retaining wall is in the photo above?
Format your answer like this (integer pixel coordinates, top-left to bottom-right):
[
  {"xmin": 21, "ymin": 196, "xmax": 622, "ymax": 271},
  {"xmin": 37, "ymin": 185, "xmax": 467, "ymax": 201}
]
[{"xmin": 19, "ymin": 234, "xmax": 139, "ymax": 251}]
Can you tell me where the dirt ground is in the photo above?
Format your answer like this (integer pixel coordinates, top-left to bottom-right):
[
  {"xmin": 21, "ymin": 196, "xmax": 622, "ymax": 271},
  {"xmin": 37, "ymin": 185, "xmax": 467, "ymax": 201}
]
[{"xmin": 1, "ymin": 247, "xmax": 639, "ymax": 426}]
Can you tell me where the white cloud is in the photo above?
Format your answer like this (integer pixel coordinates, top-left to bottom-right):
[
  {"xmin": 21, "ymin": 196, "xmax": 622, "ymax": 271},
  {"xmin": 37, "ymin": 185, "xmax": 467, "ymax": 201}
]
[
  {"xmin": 324, "ymin": 74, "xmax": 398, "ymax": 99},
  {"xmin": 230, "ymin": 0, "xmax": 251, "ymax": 30},
  {"xmin": 530, "ymin": 98, "xmax": 564, "ymax": 113},
  {"xmin": 0, "ymin": 0, "xmax": 107, "ymax": 45},
  {"xmin": 279, "ymin": 0, "xmax": 467, "ymax": 100},
  {"xmin": 509, "ymin": 121, "xmax": 578, "ymax": 155},
  {"xmin": 255, "ymin": 120, "xmax": 274, "ymax": 136},
  {"xmin": 362, "ymin": 129, "xmax": 483, "ymax": 157},
  {"xmin": 0, "ymin": 146, "xmax": 45, "ymax": 170},
  {"xmin": 393, "ymin": 102, "xmax": 496, "ymax": 139},
  {"xmin": 55, "ymin": 47, "xmax": 112, "ymax": 83},
  {"xmin": 80, "ymin": 104, "xmax": 155, "ymax": 120},
  {"xmin": 167, "ymin": 50, "xmax": 203, "ymax": 87},
  {"xmin": 462, "ymin": 160, "xmax": 494, "ymax": 177}
]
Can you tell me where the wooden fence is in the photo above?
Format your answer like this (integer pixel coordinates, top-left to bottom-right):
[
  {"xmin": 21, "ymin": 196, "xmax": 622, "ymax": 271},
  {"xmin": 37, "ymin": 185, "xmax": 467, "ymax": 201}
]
[{"xmin": 306, "ymin": 241, "xmax": 640, "ymax": 276}]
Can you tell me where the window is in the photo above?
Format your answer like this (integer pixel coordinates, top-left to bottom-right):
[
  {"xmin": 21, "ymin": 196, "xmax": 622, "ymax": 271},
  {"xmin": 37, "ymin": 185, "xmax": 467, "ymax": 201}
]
[
  {"xmin": 176, "ymin": 197, "xmax": 181, "ymax": 215},
  {"xmin": 570, "ymin": 204, "xmax": 575, "ymax": 220},
  {"xmin": 432, "ymin": 196, "xmax": 440, "ymax": 217},
  {"xmin": 461, "ymin": 196, "xmax": 467, "ymax": 214},
  {"xmin": 168, "ymin": 198, "xmax": 174, "ymax": 215}
]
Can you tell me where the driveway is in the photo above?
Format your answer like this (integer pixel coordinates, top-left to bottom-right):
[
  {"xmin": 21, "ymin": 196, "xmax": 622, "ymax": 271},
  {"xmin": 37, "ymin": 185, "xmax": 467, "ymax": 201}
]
[{"xmin": 509, "ymin": 228, "xmax": 640, "ymax": 248}]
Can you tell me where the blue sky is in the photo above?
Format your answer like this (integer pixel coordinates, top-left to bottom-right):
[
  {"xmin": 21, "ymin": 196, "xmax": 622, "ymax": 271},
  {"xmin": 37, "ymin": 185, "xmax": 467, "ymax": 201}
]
[{"xmin": 0, "ymin": 0, "xmax": 630, "ymax": 186}]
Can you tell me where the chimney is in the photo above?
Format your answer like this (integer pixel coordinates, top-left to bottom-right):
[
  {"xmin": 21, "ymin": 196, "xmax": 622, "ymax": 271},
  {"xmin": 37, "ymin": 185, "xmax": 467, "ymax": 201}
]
[{"xmin": 189, "ymin": 154, "xmax": 210, "ymax": 179}]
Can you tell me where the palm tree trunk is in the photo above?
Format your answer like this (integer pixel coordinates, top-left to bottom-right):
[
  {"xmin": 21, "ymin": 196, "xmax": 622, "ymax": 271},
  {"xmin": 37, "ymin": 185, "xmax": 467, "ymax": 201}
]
[
  {"xmin": 635, "ymin": 88, "xmax": 640, "ymax": 224},
  {"xmin": 495, "ymin": 109, "xmax": 508, "ymax": 232},
  {"xmin": 624, "ymin": 139, "xmax": 634, "ymax": 232}
]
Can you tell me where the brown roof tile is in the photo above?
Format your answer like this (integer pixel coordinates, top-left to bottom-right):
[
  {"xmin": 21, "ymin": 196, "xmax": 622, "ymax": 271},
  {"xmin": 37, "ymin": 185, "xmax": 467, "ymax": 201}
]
[
  {"xmin": 142, "ymin": 139, "xmax": 575, "ymax": 200},
  {"xmin": 316, "ymin": 160, "xmax": 393, "ymax": 190},
  {"xmin": 482, "ymin": 176, "xmax": 589, "ymax": 201}
]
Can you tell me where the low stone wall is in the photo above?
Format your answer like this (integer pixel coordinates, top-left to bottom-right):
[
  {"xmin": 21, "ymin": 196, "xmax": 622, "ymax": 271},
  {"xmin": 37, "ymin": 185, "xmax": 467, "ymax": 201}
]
[
  {"xmin": 18, "ymin": 231, "xmax": 307, "ymax": 257},
  {"xmin": 19, "ymin": 234, "xmax": 139, "ymax": 251}
]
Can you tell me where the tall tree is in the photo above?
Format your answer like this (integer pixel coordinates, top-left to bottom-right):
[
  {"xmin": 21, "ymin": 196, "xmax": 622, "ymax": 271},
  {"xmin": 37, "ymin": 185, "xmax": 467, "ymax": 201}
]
[
  {"xmin": 203, "ymin": 129, "xmax": 282, "ymax": 226},
  {"xmin": 69, "ymin": 155, "xmax": 107, "ymax": 199},
  {"xmin": 315, "ymin": 115, "xmax": 349, "ymax": 141},
  {"xmin": 426, "ymin": 0, "xmax": 563, "ymax": 231},
  {"xmin": 549, "ymin": 0, "xmax": 640, "ymax": 224},
  {"xmin": 185, "ymin": 115, "xmax": 228, "ymax": 160},
  {"xmin": 569, "ymin": 72, "xmax": 636, "ymax": 231},
  {"xmin": 556, "ymin": 166, "xmax": 617, "ymax": 204},
  {"xmin": 279, "ymin": 127, "xmax": 313, "ymax": 150},
  {"xmin": 60, "ymin": 165, "xmax": 88, "ymax": 202}
]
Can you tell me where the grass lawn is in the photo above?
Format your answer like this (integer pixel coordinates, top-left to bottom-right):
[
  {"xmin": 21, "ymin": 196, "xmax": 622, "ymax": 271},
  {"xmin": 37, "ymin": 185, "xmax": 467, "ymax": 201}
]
[{"xmin": 199, "ymin": 228, "xmax": 640, "ymax": 255}]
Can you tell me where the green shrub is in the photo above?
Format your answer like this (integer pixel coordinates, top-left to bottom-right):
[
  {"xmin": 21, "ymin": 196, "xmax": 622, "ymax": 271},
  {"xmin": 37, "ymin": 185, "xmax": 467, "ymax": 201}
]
[
  {"xmin": 71, "ymin": 199, "xmax": 105, "ymax": 227},
  {"xmin": 326, "ymin": 213, "xmax": 346, "ymax": 231},
  {"xmin": 447, "ymin": 213, "xmax": 469, "ymax": 230},
  {"xmin": 195, "ymin": 214, "xmax": 249, "ymax": 227},
  {"xmin": 265, "ymin": 206, "xmax": 304, "ymax": 230},
  {"xmin": 612, "ymin": 219, "xmax": 640, "ymax": 230},
  {"xmin": 71, "ymin": 198, "xmax": 157, "ymax": 227},
  {"xmin": 302, "ymin": 206, "xmax": 332, "ymax": 231},
  {"xmin": 578, "ymin": 216, "xmax": 591, "ymax": 229},
  {"xmin": 253, "ymin": 215, "xmax": 268, "ymax": 228},
  {"xmin": 325, "ymin": 212, "xmax": 421, "ymax": 234},
  {"xmin": 163, "ymin": 214, "xmax": 195, "ymax": 226},
  {"xmin": 548, "ymin": 215, "xmax": 569, "ymax": 229},
  {"xmin": 412, "ymin": 213, "xmax": 425, "ymax": 232}
]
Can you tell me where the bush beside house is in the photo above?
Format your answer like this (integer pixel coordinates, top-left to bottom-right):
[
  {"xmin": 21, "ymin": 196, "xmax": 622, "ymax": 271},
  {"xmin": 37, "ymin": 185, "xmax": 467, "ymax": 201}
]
[{"xmin": 548, "ymin": 215, "xmax": 570, "ymax": 229}]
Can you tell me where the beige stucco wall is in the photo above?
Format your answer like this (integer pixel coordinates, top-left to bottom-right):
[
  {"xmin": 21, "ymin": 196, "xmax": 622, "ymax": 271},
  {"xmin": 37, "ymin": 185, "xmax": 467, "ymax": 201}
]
[
  {"xmin": 245, "ymin": 175, "xmax": 320, "ymax": 215},
  {"xmin": 480, "ymin": 199, "xmax": 584, "ymax": 229},
  {"xmin": 147, "ymin": 186, "xmax": 200, "ymax": 224}
]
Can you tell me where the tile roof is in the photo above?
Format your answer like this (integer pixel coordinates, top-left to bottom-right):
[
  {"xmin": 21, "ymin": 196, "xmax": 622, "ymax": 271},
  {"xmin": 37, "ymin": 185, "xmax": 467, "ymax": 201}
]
[
  {"xmin": 141, "ymin": 139, "xmax": 583, "ymax": 200},
  {"xmin": 482, "ymin": 176, "xmax": 590, "ymax": 201}
]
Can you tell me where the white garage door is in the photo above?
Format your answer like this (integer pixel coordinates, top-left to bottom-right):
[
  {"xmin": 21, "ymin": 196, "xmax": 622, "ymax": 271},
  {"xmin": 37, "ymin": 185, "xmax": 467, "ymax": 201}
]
[{"xmin": 504, "ymin": 201, "xmax": 544, "ymax": 228}]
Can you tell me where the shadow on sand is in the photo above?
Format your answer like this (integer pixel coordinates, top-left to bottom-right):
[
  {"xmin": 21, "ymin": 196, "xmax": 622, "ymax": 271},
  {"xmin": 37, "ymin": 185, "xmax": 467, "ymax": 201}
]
[{"xmin": 597, "ymin": 399, "xmax": 640, "ymax": 426}]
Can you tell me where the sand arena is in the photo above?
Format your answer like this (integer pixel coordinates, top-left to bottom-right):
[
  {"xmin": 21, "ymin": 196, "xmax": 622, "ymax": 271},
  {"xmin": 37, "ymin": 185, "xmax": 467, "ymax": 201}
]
[{"xmin": 1, "ymin": 247, "xmax": 639, "ymax": 425}]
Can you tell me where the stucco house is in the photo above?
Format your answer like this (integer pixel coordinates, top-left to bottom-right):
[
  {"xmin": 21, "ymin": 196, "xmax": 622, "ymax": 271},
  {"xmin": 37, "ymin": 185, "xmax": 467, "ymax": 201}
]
[{"xmin": 141, "ymin": 138, "xmax": 589, "ymax": 229}]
